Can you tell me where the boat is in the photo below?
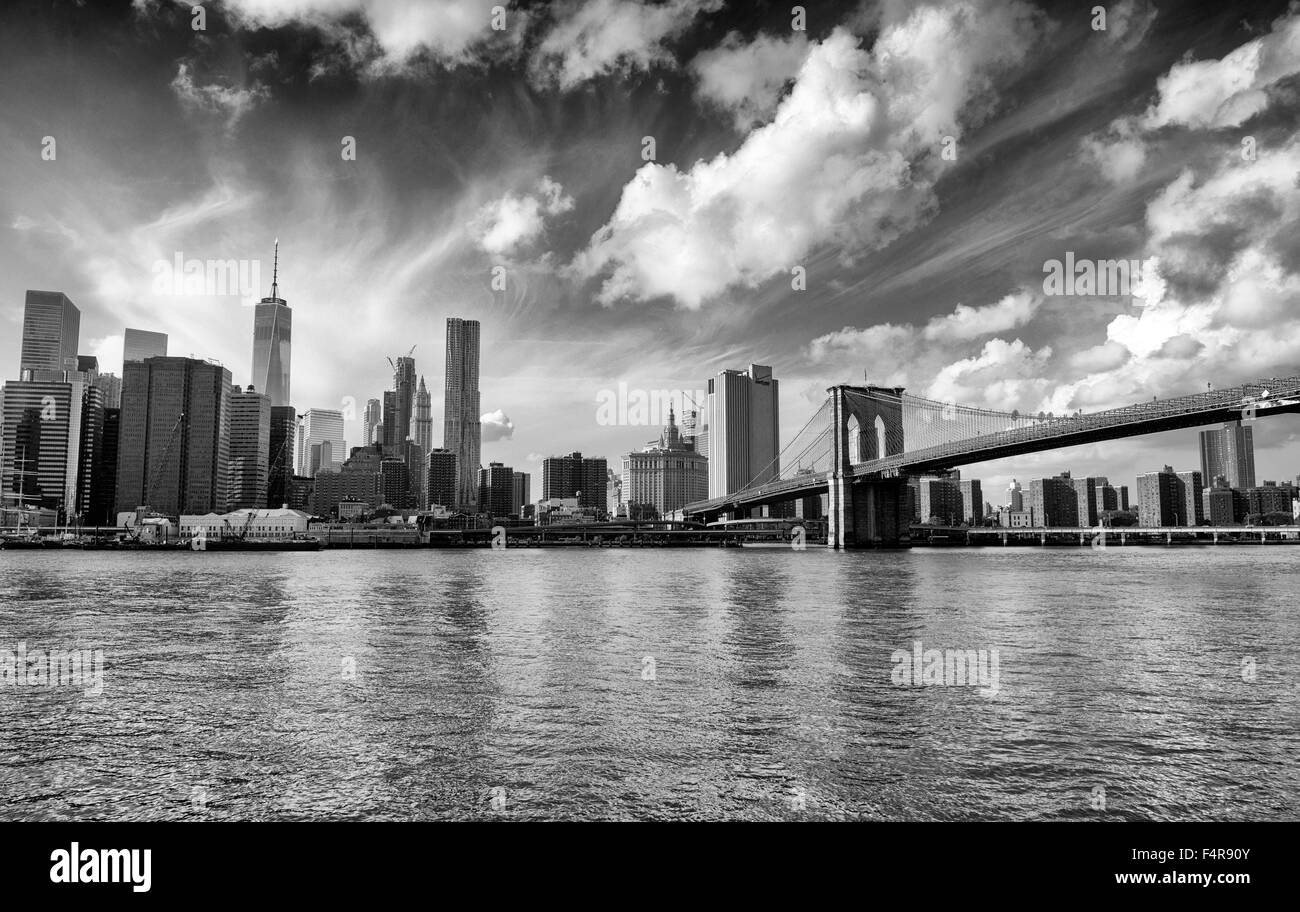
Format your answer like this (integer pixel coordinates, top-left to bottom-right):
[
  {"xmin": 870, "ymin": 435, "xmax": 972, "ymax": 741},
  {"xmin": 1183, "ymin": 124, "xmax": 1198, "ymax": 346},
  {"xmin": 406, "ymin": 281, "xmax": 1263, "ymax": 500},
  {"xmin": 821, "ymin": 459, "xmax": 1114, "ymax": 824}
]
[{"xmin": 1, "ymin": 535, "xmax": 51, "ymax": 549}]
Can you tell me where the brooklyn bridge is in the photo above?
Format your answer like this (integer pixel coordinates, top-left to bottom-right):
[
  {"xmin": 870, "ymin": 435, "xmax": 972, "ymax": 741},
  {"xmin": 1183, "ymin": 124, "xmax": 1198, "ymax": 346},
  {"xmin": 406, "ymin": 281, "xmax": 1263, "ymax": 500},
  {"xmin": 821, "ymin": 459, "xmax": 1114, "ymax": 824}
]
[{"xmin": 682, "ymin": 377, "xmax": 1300, "ymax": 548}]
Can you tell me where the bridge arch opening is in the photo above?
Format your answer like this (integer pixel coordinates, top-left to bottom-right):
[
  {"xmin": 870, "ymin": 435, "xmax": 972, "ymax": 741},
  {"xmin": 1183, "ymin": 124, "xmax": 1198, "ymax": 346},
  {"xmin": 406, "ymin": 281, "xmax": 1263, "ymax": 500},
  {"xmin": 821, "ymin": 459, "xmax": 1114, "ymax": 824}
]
[{"xmin": 846, "ymin": 415, "xmax": 864, "ymax": 463}]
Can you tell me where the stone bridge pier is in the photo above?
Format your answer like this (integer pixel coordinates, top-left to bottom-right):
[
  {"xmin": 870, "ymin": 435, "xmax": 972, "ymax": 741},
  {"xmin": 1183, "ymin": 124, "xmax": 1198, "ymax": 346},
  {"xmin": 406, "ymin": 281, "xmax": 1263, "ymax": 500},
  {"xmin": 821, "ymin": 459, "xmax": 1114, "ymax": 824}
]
[{"xmin": 827, "ymin": 384, "xmax": 912, "ymax": 549}]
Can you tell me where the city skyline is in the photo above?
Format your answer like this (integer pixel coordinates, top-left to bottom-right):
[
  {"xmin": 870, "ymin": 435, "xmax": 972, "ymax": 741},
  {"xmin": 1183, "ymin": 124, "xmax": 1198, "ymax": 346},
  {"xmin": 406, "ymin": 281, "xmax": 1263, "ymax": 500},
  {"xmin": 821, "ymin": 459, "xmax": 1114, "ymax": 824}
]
[
  {"xmin": 0, "ymin": 280, "xmax": 1292, "ymax": 519},
  {"xmin": 4, "ymin": 0, "xmax": 1300, "ymax": 493}
]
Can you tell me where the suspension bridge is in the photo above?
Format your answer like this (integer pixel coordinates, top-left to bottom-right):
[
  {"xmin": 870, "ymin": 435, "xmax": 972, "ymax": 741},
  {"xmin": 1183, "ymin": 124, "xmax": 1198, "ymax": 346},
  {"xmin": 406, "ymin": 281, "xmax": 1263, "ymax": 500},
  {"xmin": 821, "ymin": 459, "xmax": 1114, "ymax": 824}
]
[{"xmin": 682, "ymin": 377, "xmax": 1300, "ymax": 547}]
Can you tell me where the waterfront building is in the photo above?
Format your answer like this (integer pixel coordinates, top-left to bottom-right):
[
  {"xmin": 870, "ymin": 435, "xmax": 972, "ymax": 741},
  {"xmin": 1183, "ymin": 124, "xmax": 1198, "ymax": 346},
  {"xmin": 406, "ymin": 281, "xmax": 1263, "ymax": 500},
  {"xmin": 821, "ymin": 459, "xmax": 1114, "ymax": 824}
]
[
  {"xmin": 267, "ymin": 406, "xmax": 296, "ymax": 508},
  {"xmin": 311, "ymin": 444, "xmax": 384, "ymax": 517},
  {"xmin": 1072, "ymin": 476, "xmax": 1102, "ymax": 527},
  {"xmin": 959, "ymin": 479, "xmax": 983, "ymax": 525},
  {"xmin": 115, "ymin": 356, "xmax": 231, "ymax": 516},
  {"xmin": 1175, "ymin": 470, "xmax": 1205, "ymax": 525},
  {"xmin": 704, "ymin": 364, "xmax": 779, "ymax": 499},
  {"xmin": 512, "ymin": 471, "xmax": 531, "ymax": 515},
  {"xmin": 621, "ymin": 405, "xmax": 708, "ymax": 518},
  {"xmin": 380, "ymin": 458, "xmax": 414, "ymax": 509},
  {"xmin": 542, "ymin": 451, "xmax": 608, "ymax": 511},
  {"xmin": 228, "ymin": 385, "xmax": 271, "ymax": 510},
  {"xmin": 913, "ymin": 475, "xmax": 962, "ymax": 524},
  {"xmin": 1029, "ymin": 472, "xmax": 1078, "ymax": 527},
  {"xmin": 1203, "ymin": 477, "xmax": 1246, "ymax": 526},
  {"xmin": 443, "ymin": 317, "xmax": 481, "ymax": 511},
  {"xmin": 477, "ymin": 462, "xmax": 515, "ymax": 517},
  {"xmin": 89, "ymin": 407, "xmax": 120, "ymax": 525},
  {"xmin": 1135, "ymin": 465, "xmax": 1181, "ymax": 527},
  {"xmin": 426, "ymin": 448, "xmax": 458, "ymax": 512},
  {"xmin": 1247, "ymin": 481, "xmax": 1292, "ymax": 517},
  {"xmin": 0, "ymin": 378, "xmax": 81, "ymax": 512},
  {"xmin": 179, "ymin": 507, "xmax": 311, "ymax": 540}
]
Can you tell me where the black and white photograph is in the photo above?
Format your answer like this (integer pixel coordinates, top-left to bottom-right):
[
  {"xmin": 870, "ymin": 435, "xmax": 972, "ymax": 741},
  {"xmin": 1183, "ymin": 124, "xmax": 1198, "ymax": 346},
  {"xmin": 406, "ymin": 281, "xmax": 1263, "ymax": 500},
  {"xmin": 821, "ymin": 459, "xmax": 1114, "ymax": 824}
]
[{"xmin": 0, "ymin": 0, "xmax": 1294, "ymax": 894}]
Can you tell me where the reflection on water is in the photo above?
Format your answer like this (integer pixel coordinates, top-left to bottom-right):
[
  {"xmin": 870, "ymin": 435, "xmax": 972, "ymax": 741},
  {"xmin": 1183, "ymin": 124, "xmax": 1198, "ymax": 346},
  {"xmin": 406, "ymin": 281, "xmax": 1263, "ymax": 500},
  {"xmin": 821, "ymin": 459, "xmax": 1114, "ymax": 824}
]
[{"xmin": 1, "ymin": 547, "xmax": 1297, "ymax": 820}]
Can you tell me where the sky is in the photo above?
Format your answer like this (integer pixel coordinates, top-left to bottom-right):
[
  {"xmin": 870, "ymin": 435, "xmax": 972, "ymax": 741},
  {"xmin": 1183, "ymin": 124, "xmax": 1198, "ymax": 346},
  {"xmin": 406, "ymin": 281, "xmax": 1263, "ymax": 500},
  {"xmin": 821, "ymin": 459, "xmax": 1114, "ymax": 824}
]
[{"xmin": 2, "ymin": 0, "xmax": 1300, "ymax": 500}]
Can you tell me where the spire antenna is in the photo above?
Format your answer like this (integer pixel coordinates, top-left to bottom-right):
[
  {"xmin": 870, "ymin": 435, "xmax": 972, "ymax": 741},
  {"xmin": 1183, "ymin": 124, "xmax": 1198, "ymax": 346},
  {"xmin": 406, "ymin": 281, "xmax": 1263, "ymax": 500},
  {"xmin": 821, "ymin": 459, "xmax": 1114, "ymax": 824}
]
[{"xmin": 271, "ymin": 239, "xmax": 280, "ymax": 299}]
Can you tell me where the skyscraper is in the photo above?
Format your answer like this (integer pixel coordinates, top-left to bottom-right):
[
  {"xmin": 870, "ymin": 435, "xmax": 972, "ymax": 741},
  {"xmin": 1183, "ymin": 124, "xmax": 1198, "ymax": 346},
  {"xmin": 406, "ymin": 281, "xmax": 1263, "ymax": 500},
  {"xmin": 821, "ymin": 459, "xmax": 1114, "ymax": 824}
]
[
  {"xmin": 704, "ymin": 364, "xmax": 779, "ymax": 499},
  {"xmin": 1135, "ymin": 466, "xmax": 1180, "ymax": 528},
  {"xmin": 94, "ymin": 372, "xmax": 122, "ymax": 409},
  {"xmin": 115, "ymin": 357, "xmax": 231, "ymax": 516},
  {"xmin": 512, "ymin": 471, "xmax": 531, "ymax": 515},
  {"xmin": 477, "ymin": 462, "xmax": 514, "ymax": 516},
  {"xmin": 393, "ymin": 355, "xmax": 416, "ymax": 446},
  {"xmin": 267, "ymin": 406, "xmax": 296, "ymax": 508},
  {"xmin": 443, "ymin": 317, "xmax": 481, "ymax": 511},
  {"xmin": 298, "ymin": 408, "xmax": 345, "ymax": 477},
  {"xmin": 90, "ymin": 407, "xmax": 120, "ymax": 525},
  {"xmin": 250, "ymin": 241, "xmax": 292, "ymax": 407},
  {"xmin": 1199, "ymin": 421, "xmax": 1255, "ymax": 490},
  {"xmin": 1007, "ymin": 479, "xmax": 1024, "ymax": 511},
  {"xmin": 1175, "ymin": 470, "xmax": 1205, "ymax": 526},
  {"xmin": 426, "ymin": 448, "xmax": 457, "ymax": 511},
  {"xmin": 1, "ymin": 379, "xmax": 80, "ymax": 511},
  {"xmin": 1072, "ymin": 476, "xmax": 1102, "ymax": 527},
  {"xmin": 362, "ymin": 398, "xmax": 382, "ymax": 446},
  {"xmin": 76, "ymin": 382, "xmax": 107, "ymax": 520},
  {"xmin": 1029, "ymin": 473, "xmax": 1078, "ymax": 527},
  {"xmin": 123, "ymin": 328, "xmax": 168, "ymax": 363},
  {"xmin": 382, "ymin": 390, "xmax": 399, "ymax": 451},
  {"xmin": 542, "ymin": 452, "xmax": 607, "ymax": 510},
  {"xmin": 414, "ymin": 376, "xmax": 433, "ymax": 452},
  {"xmin": 20, "ymin": 290, "xmax": 80, "ymax": 375},
  {"xmin": 228, "ymin": 385, "xmax": 271, "ymax": 510},
  {"xmin": 959, "ymin": 479, "xmax": 983, "ymax": 525}
]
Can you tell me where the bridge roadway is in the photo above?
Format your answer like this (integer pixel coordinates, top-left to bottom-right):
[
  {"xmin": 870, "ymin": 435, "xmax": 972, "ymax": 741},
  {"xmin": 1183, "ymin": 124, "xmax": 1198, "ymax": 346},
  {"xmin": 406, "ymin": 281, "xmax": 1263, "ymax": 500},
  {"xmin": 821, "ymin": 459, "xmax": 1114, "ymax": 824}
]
[{"xmin": 685, "ymin": 377, "xmax": 1300, "ymax": 519}]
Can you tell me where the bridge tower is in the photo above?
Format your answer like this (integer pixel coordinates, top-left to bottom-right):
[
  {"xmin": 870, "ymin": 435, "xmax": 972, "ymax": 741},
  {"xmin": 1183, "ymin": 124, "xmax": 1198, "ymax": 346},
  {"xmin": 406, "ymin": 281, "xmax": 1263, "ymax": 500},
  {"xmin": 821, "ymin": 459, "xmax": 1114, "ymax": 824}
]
[{"xmin": 827, "ymin": 385, "xmax": 912, "ymax": 548}]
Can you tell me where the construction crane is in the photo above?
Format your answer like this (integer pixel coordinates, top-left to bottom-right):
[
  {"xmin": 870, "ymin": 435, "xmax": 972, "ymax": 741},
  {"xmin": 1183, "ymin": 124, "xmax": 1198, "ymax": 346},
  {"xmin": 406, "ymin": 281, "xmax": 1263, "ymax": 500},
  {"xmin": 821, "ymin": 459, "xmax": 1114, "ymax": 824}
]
[
  {"xmin": 386, "ymin": 345, "xmax": 417, "ymax": 373},
  {"xmin": 145, "ymin": 412, "xmax": 185, "ymax": 510},
  {"xmin": 266, "ymin": 417, "xmax": 298, "ymax": 506}
]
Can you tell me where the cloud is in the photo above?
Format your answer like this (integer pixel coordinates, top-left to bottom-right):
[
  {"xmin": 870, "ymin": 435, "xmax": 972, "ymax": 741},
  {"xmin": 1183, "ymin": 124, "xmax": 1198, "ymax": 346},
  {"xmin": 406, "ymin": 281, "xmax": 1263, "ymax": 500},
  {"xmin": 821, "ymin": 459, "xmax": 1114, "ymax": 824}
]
[
  {"xmin": 940, "ymin": 135, "xmax": 1300, "ymax": 416},
  {"xmin": 690, "ymin": 30, "xmax": 809, "ymax": 131},
  {"xmin": 1084, "ymin": 9, "xmax": 1300, "ymax": 184},
  {"xmin": 1103, "ymin": 0, "xmax": 1158, "ymax": 51},
  {"xmin": 531, "ymin": 0, "xmax": 722, "ymax": 89},
  {"xmin": 218, "ymin": 0, "xmax": 519, "ymax": 71},
  {"xmin": 922, "ymin": 290, "xmax": 1040, "ymax": 343},
  {"xmin": 1080, "ymin": 120, "xmax": 1147, "ymax": 185},
  {"xmin": 1141, "ymin": 11, "xmax": 1300, "ymax": 130},
  {"xmin": 927, "ymin": 338, "xmax": 1055, "ymax": 412},
  {"xmin": 170, "ymin": 62, "xmax": 269, "ymax": 128},
  {"xmin": 571, "ymin": 3, "xmax": 1044, "ymax": 308},
  {"xmin": 472, "ymin": 177, "xmax": 574, "ymax": 260},
  {"xmin": 806, "ymin": 287, "xmax": 1042, "ymax": 399},
  {"xmin": 89, "ymin": 334, "xmax": 125, "ymax": 378},
  {"xmin": 481, "ymin": 409, "xmax": 515, "ymax": 441}
]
